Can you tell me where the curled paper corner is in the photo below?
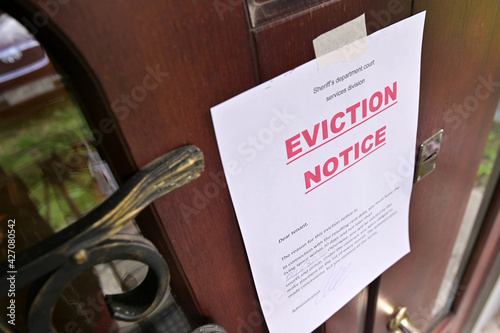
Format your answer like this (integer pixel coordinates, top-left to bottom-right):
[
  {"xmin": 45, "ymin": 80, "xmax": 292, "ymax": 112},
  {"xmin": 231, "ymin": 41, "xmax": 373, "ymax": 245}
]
[{"xmin": 313, "ymin": 14, "xmax": 368, "ymax": 69}]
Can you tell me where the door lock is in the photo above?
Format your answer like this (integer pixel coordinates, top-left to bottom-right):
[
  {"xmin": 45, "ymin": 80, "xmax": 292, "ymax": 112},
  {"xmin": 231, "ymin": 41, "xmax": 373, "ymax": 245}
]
[{"xmin": 388, "ymin": 307, "xmax": 421, "ymax": 333}]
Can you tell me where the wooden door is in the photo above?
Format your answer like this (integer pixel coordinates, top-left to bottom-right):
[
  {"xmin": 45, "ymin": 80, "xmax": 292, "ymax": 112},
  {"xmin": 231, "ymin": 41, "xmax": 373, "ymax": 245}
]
[
  {"xmin": 372, "ymin": 1, "xmax": 500, "ymax": 333},
  {"xmin": 2, "ymin": 0, "xmax": 499, "ymax": 332}
]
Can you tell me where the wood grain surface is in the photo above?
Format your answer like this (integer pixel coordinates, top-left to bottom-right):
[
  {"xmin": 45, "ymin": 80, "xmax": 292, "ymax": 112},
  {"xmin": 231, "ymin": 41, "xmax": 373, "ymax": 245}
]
[
  {"xmin": 373, "ymin": 1, "xmax": 500, "ymax": 332},
  {"xmin": 3, "ymin": 0, "xmax": 498, "ymax": 332}
]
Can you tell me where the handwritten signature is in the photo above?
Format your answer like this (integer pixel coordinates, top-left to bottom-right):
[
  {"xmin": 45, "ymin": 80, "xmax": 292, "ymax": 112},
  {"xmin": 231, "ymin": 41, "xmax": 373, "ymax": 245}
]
[{"xmin": 315, "ymin": 263, "xmax": 352, "ymax": 304}]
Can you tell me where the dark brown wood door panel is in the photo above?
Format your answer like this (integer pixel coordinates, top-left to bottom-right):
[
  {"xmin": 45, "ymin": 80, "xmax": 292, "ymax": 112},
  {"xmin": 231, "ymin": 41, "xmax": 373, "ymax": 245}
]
[
  {"xmin": 3, "ymin": 0, "xmax": 499, "ymax": 332},
  {"xmin": 5, "ymin": 0, "xmax": 265, "ymax": 331},
  {"xmin": 252, "ymin": 0, "xmax": 412, "ymax": 82},
  {"xmin": 249, "ymin": 1, "xmax": 411, "ymax": 331},
  {"xmin": 374, "ymin": 1, "xmax": 500, "ymax": 332}
]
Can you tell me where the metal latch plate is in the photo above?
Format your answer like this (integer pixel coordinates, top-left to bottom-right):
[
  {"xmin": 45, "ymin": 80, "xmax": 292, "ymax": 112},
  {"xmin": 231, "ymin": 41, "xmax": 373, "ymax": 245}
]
[{"xmin": 415, "ymin": 129, "xmax": 443, "ymax": 183}]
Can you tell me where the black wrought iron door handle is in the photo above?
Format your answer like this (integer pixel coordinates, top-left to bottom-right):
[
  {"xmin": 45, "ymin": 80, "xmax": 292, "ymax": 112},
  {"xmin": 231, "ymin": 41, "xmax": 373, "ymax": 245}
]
[{"xmin": 0, "ymin": 145, "xmax": 204, "ymax": 303}]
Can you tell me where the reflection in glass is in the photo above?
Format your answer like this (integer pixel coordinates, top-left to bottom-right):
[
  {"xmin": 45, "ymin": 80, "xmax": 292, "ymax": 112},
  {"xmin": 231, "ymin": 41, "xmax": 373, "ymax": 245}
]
[
  {"xmin": 0, "ymin": 13, "xmax": 116, "ymax": 233},
  {"xmin": 0, "ymin": 12, "xmax": 190, "ymax": 332},
  {"xmin": 432, "ymin": 100, "xmax": 500, "ymax": 321}
]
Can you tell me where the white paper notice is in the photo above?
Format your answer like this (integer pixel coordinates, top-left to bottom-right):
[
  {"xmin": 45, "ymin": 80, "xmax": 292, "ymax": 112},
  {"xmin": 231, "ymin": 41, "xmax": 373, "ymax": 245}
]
[{"xmin": 211, "ymin": 13, "xmax": 425, "ymax": 333}]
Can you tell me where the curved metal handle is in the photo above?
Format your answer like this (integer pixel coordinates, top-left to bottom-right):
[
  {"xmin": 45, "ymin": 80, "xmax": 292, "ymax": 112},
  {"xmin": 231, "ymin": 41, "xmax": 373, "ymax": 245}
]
[
  {"xmin": 27, "ymin": 235, "xmax": 171, "ymax": 332},
  {"xmin": 1, "ymin": 145, "xmax": 204, "ymax": 292},
  {"xmin": 0, "ymin": 145, "xmax": 205, "ymax": 332},
  {"xmin": 388, "ymin": 307, "xmax": 420, "ymax": 333}
]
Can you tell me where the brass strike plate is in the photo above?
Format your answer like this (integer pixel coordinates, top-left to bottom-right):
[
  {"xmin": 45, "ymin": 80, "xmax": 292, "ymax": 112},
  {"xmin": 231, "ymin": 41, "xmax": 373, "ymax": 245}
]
[{"xmin": 415, "ymin": 129, "xmax": 444, "ymax": 183}]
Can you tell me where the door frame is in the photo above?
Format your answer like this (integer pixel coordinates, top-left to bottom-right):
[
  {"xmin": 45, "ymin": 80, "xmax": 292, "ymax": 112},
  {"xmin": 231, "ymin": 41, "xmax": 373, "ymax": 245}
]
[{"xmin": 434, "ymin": 169, "xmax": 500, "ymax": 332}]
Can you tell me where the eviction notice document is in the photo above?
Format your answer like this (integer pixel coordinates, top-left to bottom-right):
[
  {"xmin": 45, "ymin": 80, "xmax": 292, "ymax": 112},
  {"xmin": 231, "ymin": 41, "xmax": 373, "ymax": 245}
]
[{"xmin": 211, "ymin": 13, "xmax": 425, "ymax": 333}]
